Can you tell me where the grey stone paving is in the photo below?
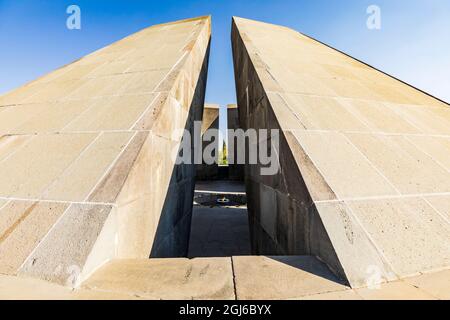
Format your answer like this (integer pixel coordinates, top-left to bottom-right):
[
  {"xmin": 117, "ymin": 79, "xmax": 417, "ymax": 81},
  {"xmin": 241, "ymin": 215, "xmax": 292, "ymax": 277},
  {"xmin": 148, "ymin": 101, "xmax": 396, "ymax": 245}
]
[{"xmin": 188, "ymin": 181, "xmax": 251, "ymax": 257}]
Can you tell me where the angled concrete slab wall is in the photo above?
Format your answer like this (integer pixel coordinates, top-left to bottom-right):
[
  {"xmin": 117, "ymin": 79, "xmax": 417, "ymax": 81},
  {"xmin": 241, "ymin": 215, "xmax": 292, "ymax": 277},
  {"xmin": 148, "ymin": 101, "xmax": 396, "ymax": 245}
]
[
  {"xmin": 0, "ymin": 16, "xmax": 211, "ymax": 285},
  {"xmin": 232, "ymin": 17, "xmax": 450, "ymax": 287}
]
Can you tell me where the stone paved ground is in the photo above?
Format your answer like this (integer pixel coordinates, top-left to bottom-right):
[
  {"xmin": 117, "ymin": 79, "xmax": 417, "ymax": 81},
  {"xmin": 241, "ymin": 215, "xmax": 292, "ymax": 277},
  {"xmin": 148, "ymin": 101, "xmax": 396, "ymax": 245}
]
[{"xmin": 189, "ymin": 181, "xmax": 251, "ymax": 258}]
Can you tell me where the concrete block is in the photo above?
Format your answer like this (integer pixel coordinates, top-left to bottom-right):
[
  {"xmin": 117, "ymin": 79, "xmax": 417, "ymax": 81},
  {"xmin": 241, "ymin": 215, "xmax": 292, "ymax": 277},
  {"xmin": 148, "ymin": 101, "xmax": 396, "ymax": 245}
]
[
  {"xmin": 403, "ymin": 269, "xmax": 450, "ymax": 300},
  {"xmin": 347, "ymin": 198, "xmax": 450, "ymax": 276},
  {"xmin": 19, "ymin": 204, "xmax": 114, "ymax": 286},
  {"xmin": 0, "ymin": 201, "xmax": 69, "ymax": 275},
  {"xmin": 233, "ymin": 256, "xmax": 348, "ymax": 300},
  {"xmin": 81, "ymin": 258, "xmax": 235, "ymax": 300}
]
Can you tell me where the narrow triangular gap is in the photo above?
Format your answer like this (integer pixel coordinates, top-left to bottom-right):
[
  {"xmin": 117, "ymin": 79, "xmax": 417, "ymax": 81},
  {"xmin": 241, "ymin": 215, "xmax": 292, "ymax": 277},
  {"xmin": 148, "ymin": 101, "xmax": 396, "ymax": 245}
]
[{"xmin": 188, "ymin": 103, "xmax": 251, "ymax": 258}]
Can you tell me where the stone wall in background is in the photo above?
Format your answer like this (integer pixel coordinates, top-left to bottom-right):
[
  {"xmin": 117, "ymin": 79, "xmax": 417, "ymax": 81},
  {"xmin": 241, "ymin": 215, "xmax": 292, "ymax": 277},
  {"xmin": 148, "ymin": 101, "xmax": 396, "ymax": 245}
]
[
  {"xmin": 227, "ymin": 104, "xmax": 245, "ymax": 181},
  {"xmin": 196, "ymin": 104, "xmax": 220, "ymax": 180}
]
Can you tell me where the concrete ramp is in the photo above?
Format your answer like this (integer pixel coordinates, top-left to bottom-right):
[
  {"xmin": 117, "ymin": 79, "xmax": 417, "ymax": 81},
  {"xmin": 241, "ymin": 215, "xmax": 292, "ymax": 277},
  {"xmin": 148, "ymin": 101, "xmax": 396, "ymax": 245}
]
[
  {"xmin": 232, "ymin": 17, "xmax": 450, "ymax": 287},
  {"xmin": 0, "ymin": 16, "xmax": 211, "ymax": 285}
]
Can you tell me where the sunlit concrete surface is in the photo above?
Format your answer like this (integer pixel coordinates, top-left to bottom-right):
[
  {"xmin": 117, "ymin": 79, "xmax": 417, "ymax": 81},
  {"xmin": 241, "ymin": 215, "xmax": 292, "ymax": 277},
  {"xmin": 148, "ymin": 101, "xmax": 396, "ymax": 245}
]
[
  {"xmin": 0, "ymin": 16, "xmax": 211, "ymax": 286},
  {"xmin": 0, "ymin": 257, "xmax": 448, "ymax": 300},
  {"xmin": 1, "ymin": 14, "xmax": 449, "ymax": 300},
  {"xmin": 232, "ymin": 17, "xmax": 450, "ymax": 288}
]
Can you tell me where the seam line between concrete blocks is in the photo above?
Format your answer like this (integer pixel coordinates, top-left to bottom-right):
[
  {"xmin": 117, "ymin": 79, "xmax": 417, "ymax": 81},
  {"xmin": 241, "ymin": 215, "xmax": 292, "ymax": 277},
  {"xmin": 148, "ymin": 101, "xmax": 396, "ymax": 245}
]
[
  {"xmin": 275, "ymin": 92, "xmax": 308, "ymax": 129},
  {"xmin": 289, "ymin": 130, "xmax": 341, "ymax": 201},
  {"xmin": 39, "ymin": 131, "xmax": 105, "ymax": 201},
  {"xmin": 129, "ymin": 92, "xmax": 161, "ymax": 130},
  {"xmin": 0, "ymin": 196, "xmax": 116, "ymax": 206},
  {"xmin": 84, "ymin": 131, "xmax": 139, "ymax": 202},
  {"xmin": 341, "ymin": 133, "xmax": 402, "ymax": 196},
  {"xmin": 421, "ymin": 197, "xmax": 450, "ymax": 226},
  {"xmin": 17, "ymin": 203, "xmax": 74, "ymax": 272},
  {"xmin": 314, "ymin": 191, "xmax": 450, "ymax": 204},
  {"xmin": 404, "ymin": 135, "xmax": 450, "ymax": 175},
  {"xmin": 0, "ymin": 135, "xmax": 36, "ymax": 167},
  {"xmin": 344, "ymin": 203, "xmax": 399, "ymax": 277},
  {"xmin": 230, "ymin": 256, "xmax": 238, "ymax": 300}
]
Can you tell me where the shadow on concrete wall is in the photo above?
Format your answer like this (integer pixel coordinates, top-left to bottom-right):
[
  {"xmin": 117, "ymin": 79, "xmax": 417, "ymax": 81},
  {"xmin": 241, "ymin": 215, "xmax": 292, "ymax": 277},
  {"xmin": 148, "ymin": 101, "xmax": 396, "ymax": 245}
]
[{"xmin": 149, "ymin": 41, "xmax": 211, "ymax": 258}]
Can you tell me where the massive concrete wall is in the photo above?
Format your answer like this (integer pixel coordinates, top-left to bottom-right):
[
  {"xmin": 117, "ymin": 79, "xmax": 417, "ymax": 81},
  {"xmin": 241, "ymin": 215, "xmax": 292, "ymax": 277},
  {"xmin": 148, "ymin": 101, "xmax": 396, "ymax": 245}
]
[
  {"xmin": 0, "ymin": 16, "xmax": 211, "ymax": 285},
  {"xmin": 232, "ymin": 17, "xmax": 450, "ymax": 287}
]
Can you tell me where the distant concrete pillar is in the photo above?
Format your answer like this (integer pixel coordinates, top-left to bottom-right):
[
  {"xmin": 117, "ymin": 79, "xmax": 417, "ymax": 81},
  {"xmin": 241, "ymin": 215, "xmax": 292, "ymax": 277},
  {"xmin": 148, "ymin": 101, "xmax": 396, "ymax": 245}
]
[
  {"xmin": 227, "ymin": 104, "xmax": 244, "ymax": 181},
  {"xmin": 196, "ymin": 104, "xmax": 220, "ymax": 180}
]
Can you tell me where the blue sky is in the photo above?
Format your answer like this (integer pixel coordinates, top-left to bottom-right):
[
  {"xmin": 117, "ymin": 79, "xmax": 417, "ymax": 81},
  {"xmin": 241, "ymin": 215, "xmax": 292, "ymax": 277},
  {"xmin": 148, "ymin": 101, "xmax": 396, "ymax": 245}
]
[{"xmin": 1, "ymin": 0, "xmax": 449, "ymax": 137}]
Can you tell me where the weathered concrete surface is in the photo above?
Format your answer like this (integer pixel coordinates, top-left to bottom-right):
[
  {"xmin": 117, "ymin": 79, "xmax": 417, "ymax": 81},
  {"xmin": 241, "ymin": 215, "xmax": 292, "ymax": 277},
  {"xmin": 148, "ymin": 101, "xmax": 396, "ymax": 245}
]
[
  {"xmin": 81, "ymin": 258, "xmax": 235, "ymax": 300},
  {"xmin": 232, "ymin": 17, "xmax": 450, "ymax": 287},
  {"xmin": 227, "ymin": 104, "xmax": 245, "ymax": 181},
  {"xmin": 196, "ymin": 104, "xmax": 220, "ymax": 180},
  {"xmin": 233, "ymin": 256, "xmax": 348, "ymax": 300},
  {"xmin": 0, "ymin": 16, "xmax": 211, "ymax": 286},
  {"xmin": 0, "ymin": 257, "xmax": 448, "ymax": 300}
]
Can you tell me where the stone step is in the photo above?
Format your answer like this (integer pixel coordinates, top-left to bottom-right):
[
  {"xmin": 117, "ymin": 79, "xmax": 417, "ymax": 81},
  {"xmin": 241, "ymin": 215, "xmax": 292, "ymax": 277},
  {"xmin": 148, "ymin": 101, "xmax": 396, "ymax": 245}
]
[
  {"xmin": 81, "ymin": 257, "xmax": 236, "ymax": 300},
  {"xmin": 0, "ymin": 256, "xmax": 448, "ymax": 299},
  {"xmin": 80, "ymin": 255, "xmax": 348, "ymax": 300}
]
